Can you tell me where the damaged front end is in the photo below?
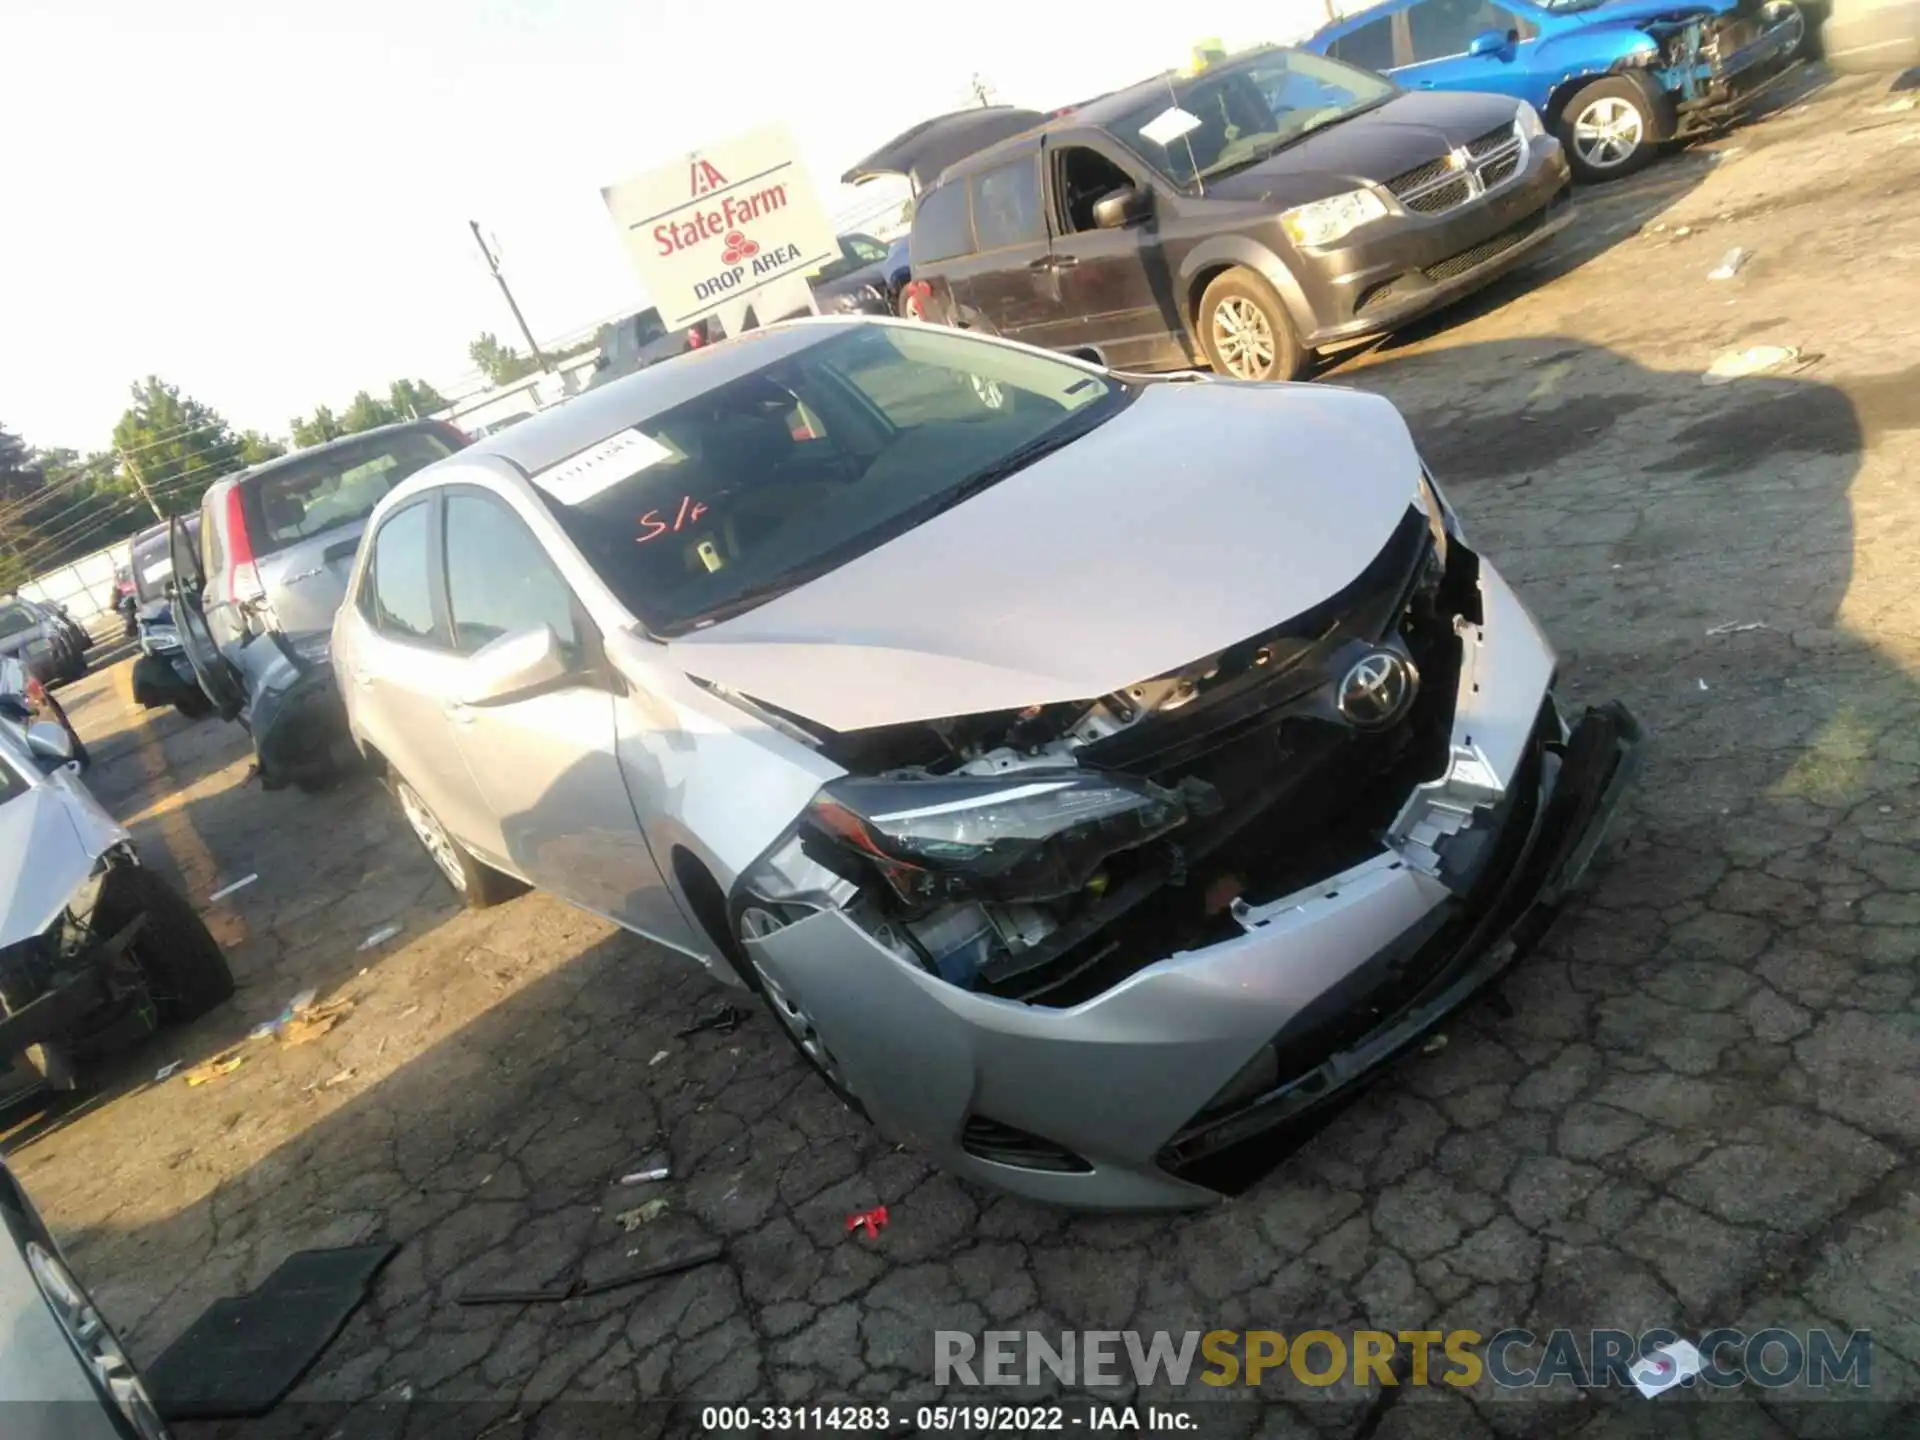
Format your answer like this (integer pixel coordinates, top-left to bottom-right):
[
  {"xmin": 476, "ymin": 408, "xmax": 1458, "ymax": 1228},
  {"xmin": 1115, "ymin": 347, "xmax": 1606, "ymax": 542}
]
[
  {"xmin": 729, "ymin": 471, "xmax": 1641, "ymax": 1206},
  {"xmin": 1643, "ymin": 0, "xmax": 1807, "ymax": 130}
]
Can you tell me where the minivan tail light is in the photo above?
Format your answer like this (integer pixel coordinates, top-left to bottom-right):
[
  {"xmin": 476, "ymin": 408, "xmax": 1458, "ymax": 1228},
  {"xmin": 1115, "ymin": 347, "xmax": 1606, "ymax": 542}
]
[{"xmin": 223, "ymin": 488, "xmax": 266, "ymax": 606}]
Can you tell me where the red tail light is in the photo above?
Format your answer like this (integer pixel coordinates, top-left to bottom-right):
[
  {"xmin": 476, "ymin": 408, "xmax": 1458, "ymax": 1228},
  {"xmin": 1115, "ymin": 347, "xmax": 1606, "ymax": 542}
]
[
  {"xmin": 223, "ymin": 488, "xmax": 265, "ymax": 606},
  {"xmin": 686, "ymin": 327, "xmax": 707, "ymax": 350}
]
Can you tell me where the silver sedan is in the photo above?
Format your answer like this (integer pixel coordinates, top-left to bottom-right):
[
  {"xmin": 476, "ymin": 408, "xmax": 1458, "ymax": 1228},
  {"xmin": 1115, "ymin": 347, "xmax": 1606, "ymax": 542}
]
[{"xmin": 333, "ymin": 318, "xmax": 1640, "ymax": 1210}]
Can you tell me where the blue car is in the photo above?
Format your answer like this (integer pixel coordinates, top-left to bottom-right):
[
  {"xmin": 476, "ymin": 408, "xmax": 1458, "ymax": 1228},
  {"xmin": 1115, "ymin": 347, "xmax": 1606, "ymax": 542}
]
[{"xmin": 1305, "ymin": 0, "xmax": 1807, "ymax": 181}]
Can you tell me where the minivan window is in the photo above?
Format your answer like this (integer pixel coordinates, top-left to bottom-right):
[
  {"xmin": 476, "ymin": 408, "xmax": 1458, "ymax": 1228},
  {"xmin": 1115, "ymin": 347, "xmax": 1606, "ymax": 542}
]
[
  {"xmin": 528, "ymin": 325, "xmax": 1128, "ymax": 637},
  {"xmin": 908, "ymin": 181, "xmax": 974, "ymax": 263},
  {"xmin": 1407, "ymin": 0, "xmax": 1535, "ymax": 59},
  {"xmin": 969, "ymin": 160, "xmax": 1044, "ymax": 250},
  {"xmin": 248, "ymin": 429, "xmax": 456, "ymax": 557},
  {"xmin": 1106, "ymin": 50, "xmax": 1397, "ymax": 186},
  {"xmin": 364, "ymin": 501, "xmax": 438, "ymax": 644}
]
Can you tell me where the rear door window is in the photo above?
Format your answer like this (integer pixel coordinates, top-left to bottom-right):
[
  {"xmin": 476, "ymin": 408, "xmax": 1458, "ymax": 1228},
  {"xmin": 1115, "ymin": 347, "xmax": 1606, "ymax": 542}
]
[
  {"xmin": 1406, "ymin": 0, "xmax": 1533, "ymax": 60},
  {"xmin": 968, "ymin": 159, "xmax": 1045, "ymax": 250},
  {"xmin": 363, "ymin": 500, "xmax": 440, "ymax": 644},
  {"xmin": 1329, "ymin": 15, "xmax": 1400, "ymax": 70},
  {"xmin": 246, "ymin": 429, "xmax": 457, "ymax": 557},
  {"xmin": 909, "ymin": 181, "xmax": 975, "ymax": 263}
]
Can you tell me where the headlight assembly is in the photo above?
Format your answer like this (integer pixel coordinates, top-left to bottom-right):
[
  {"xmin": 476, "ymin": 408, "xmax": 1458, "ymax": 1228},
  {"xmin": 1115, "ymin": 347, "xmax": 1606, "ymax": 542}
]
[
  {"xmin": 803, "ymin": 770, "xmax": 1195, "ymax": 906},
  {"xmin": 1280, "ymin": 188, "xmax": 1388, "ymax": 248}
]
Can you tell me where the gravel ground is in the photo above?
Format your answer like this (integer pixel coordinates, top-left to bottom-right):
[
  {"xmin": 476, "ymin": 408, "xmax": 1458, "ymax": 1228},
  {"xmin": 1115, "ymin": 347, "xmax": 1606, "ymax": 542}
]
[{"xmin": 10, "ymin": 68, "xmax": 1920, "ymax": 1439}]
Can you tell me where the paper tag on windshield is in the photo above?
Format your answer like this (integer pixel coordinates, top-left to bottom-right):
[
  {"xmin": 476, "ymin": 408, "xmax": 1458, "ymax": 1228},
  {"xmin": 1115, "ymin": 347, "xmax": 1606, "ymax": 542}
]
[
  {"xmin": 534, "ymin": 430, "xmax": 674, "ymax": 506},
  {"xmin": 143, "ymin": 557, "xmax": 173, "ymax": 585},
  {"xmin": 1138, "ymin": 106, "xmax": 1202, "ymax": 148}
]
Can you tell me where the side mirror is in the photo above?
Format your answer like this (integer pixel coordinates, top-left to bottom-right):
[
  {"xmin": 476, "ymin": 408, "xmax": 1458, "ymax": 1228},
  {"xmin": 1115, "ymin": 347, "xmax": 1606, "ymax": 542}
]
[
  {"xmin": 1091, "ymin": 185, "xmax": 1151, "ymax": 230},
  {"xmin": 25, "ymin": 721, "xmax": 76, "ymax": 767},
  {"xmin": 459, "ymin": 625, "xmax": 574, "ymax": 708},
  {"xmin": 1467, "ymin": 28, "xmax": 1513, "ymax": 57}
]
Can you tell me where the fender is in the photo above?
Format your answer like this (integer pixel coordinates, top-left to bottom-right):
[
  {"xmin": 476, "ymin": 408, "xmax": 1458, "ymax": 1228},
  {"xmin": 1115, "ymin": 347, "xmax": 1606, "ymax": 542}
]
[
  {"xmin": 1175, "ymin": 234, "xmax": 1315, "ymax": 344},
  {"xmin": 1531, "ymin": 26, "xmax": 1672, "ymax": 120}
]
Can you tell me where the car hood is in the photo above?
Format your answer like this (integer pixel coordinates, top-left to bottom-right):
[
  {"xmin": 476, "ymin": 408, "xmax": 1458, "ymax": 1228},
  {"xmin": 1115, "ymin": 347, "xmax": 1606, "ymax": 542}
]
[
  {"xmin": 668, "ymin": 378, "xmax": 1422, "ymax": 733},
  {"xmin": 0, "ymin": 785, "xmax": 98, "ymax": 947},
  {"xmin": 1577, "ymin": 0, "xmax": 1737, "ymax": 22},
  {"xmin": 1200, "ymin": 90, "xmax": 1526, "ymax": 204}
]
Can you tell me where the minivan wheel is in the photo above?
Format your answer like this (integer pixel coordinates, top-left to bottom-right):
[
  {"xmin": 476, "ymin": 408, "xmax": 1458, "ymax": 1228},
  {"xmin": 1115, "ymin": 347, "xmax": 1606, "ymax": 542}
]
[
  {"xmin": 390, "ymin": 775, "xmax": 524, "ymax": 909},
  {"xmin": 1558, "ymin": 76, "xmax": 1661, "ymax": 182},
  {"xmin": 1197, "ymin": 269, "xmax": 1303, "ymax": 382}
]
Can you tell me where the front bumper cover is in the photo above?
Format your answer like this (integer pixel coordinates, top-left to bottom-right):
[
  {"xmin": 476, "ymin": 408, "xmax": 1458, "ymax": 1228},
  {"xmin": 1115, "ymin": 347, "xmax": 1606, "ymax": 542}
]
[{"xmin": 742, "ymin": 560, "xmax": 1642, "ymax": 1209}]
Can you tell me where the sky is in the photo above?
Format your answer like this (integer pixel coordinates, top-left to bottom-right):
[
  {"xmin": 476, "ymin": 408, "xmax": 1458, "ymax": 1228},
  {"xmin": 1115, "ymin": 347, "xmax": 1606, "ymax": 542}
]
[{"xmin": 0, "ymin": 0, "xmax": 1332, "ymax": 452}]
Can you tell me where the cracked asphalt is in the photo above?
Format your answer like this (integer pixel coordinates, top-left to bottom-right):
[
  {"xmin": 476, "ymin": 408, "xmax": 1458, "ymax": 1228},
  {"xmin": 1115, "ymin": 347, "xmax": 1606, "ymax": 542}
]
[{"xmin": 10, "ymin": 69, "xmax": 1920, "ymax": 1440}]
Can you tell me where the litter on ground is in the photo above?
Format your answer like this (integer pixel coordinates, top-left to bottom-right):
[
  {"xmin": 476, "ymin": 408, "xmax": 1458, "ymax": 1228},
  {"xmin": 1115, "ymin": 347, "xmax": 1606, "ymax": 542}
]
[
  {"xmin": 206, "ymin": 874, "xmax": 258, "ymax": 902},
  {"xmin": 153, "ymin": 1061, "xmax": 181, "ymax": 1082},
  {"xmin": 184, "ymin": 1050, "xmax": 246, "ymax": 1086},
  {"xmin": 1706, "ymin": 621, "xmax": 1771, "ymax": 636},
  {"xmin": 358, "ymin": 923, "xmax": 403, "ymax": 951},
  {"xmin": 1707, "ymin": 246, "xmax": 1750, "ymax": 280},
  {"xmin": 677, "ymin": 1002, "xmax": 750, "ymax": 1038},
  {"xmin": 1631, "ymin": 1338, "xmax": 1706, "ymax": 1397},
  {"xmin": 648, "ymin": 1049, "xmax": 670, "ymax": 1067},
  {"xmin": 620, "ymin": 1166, "xmax": 671, "ymax": 1185},
  {"xmin": 1703, "ymin": 345, "xmax": 1799, "ymax": 385},
  {"xmin": 846, "ymin": 1205, "xmax": 889, "ymax": 1239},
  {"xmin": 615, "ymin": 1198, "xmax": 670, "ymax": 1230}
]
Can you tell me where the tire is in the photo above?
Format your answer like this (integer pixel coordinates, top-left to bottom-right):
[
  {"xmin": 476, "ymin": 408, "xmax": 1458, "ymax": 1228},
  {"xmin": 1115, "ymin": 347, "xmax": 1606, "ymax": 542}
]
[
  {"xmin": 1557, "ymin": 75, "xmax": 1664, "ymax": 183},
  {"xmin": 93, "ymin": 865, "xmax": 235, "ymax": 1025},
  {"xmin": 173, "ymin": 688, "xmax": 212, "ymax": 720},
  {"xmin": 389, "ymin": 773, "xmax": 524, "ymax": 909},
  {"xmin": 1196, "ymin": 268, "xmax": 1304, "ymax": 382}
]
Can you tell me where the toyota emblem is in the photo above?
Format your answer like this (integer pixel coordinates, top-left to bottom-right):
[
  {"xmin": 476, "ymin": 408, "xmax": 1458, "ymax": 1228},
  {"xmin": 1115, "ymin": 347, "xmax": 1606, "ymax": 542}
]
[{"xmin": 1337, "ymin": 650, "xmax": 1418, "ymax": 729}]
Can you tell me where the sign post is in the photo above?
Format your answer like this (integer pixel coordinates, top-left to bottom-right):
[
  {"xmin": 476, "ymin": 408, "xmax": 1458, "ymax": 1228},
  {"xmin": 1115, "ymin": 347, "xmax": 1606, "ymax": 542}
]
[{"xmin": 602, "ymin": 124, "xmax": 839, "ymax": 340}]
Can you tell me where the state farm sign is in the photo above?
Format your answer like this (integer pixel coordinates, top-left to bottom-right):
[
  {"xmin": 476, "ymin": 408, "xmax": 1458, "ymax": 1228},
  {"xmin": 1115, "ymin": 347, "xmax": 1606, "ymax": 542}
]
[{"xmin": 602, "ymin": 124, "xmax": 839, "ymax": 331}]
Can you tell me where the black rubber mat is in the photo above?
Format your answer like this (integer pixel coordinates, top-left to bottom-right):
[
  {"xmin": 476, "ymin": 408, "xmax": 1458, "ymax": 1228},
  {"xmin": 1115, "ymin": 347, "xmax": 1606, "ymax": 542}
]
[{"xmin": 145, "ymin": 1242, "xmax": 398, "ymax": 1419}]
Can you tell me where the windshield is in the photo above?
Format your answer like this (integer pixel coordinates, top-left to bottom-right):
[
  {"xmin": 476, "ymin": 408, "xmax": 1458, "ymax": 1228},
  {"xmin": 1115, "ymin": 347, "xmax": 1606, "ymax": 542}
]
[
  {"xmin": 132, "ymin": 519, "xmax": 197, "ymax": 603},
  {"xmin": 529, "ymin": 326, "xmax": 1128, "ymax": 636},
  {"xmin": 246, "ymin": 429, "xmax": 457, "ymax": 556},
  {"xmin": 0, "ymin": 602, "xmax": 40, "ymax": 642},
  {"xmin": 1105, "ymin": 50, "xmax": 1397, "ymax": 187}
]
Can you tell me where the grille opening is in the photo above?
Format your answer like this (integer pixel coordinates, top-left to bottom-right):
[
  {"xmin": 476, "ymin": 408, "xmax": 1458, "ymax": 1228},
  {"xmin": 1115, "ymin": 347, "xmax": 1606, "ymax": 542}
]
[
  {"xmin": 960, "ymin": 1116, "xmax": 1093, "ymax": 1173},
  {"xmin": 1386, "ymin": 154, "xmax": 1457, "ymax": 195},
  {"xmin": 1423, "ymin": 211, "xmax": 1545, "ymax": 283},
  {"xmin": 1480, "ymin": 154, "xmax": 1520, "ymax": 189},
  {"xmin": 1465, "ymin": 123, "xmax": 1516, "ymax": 158},
  {"xmin": 979, "ymin": 522, "xmax": 1479, "ymax": 1010},
  {"xmin": 1404, "ymin": 178, "xmax": 1472, "ymax": 214}
]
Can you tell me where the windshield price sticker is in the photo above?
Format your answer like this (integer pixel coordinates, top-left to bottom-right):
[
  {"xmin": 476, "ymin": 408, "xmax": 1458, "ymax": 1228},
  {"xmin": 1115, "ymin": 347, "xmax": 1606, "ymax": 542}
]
[
  {"xmin": 534, "ymin": 431, "xmax": 675, "ymax": 506},
  {"xmin": 1139, "ymin": 106, "xmax": 1203, "ymax": 148}
]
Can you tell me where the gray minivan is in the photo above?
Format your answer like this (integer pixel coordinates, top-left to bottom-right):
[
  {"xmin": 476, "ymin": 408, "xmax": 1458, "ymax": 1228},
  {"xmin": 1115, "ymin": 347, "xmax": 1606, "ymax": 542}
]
[{"xmin": 169, "ymin": 419, "xmax": 468, "ymax": 789}]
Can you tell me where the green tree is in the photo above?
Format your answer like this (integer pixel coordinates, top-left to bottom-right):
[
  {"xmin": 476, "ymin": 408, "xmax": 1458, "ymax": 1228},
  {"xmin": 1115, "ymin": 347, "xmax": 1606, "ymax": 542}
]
[
  {"xmin": 111, "ymin": 377, "xmax": 243, "ymax": 520},
  {"xmin": 340, "ymin": 390, "xmax": 398, "ymax": 435},
  {"xmin": 0, "ymin": 423, "xmax": 40, "ymax": 505},
  {"xmin": 290, "ymin": 405, "xmax": 344, "ymax": 449},
  {"xmin": 387, "ymin": 378, "xmax": 447, "ymax": 419},
  {"xmin": 239, "ymin": 430, "xmax": 286, "ymax": 465},
  {"xmin": 467, "ymin": 333, "xmax": 538, "ymax": 387}
]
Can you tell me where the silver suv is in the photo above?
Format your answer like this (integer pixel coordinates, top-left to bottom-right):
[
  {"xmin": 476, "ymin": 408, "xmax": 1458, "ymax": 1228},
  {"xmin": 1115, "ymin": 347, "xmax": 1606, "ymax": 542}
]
[{"xmin": 169, "ymin": 420, "xmax": 467, "ymax": 790}]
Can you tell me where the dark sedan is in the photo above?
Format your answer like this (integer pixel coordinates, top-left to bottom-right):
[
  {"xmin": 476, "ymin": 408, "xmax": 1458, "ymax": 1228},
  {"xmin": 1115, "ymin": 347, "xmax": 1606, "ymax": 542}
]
[
  {"xmin": 0, "ymin": 598, "xmax": 86, "ymax": 688},
  {"xmin": 894, "ymin": 46, "xmax": 1572, "ymax": 380}
]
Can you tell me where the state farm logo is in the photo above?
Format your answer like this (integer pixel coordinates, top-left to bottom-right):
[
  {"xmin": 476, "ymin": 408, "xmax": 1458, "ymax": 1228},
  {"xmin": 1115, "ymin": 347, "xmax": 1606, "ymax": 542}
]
[{"xmin": 651, "ymin": 157, "xmax": 789, "ymax": 258}]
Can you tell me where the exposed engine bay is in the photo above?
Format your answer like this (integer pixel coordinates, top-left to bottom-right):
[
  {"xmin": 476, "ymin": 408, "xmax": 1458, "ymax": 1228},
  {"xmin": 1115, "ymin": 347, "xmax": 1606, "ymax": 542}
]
[{"xmin": 735, "ymin": 476, "xmax": 1496, "ymax": 1008}]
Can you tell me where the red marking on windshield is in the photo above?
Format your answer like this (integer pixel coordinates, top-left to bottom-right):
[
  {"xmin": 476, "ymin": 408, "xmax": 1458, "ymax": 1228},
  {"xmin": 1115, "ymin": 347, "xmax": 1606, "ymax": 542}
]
[{"xmin": 637, "ymin": 496, "xmax": 709, "ymax": 544}]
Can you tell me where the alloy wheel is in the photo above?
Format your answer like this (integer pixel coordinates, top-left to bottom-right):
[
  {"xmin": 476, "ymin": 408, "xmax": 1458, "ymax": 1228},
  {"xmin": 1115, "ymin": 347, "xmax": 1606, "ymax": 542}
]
[
  {"xmin": 1211, "ymin": 296, "xmax": 1276, "ymax": 379},
  {"xmin": 396, "ymin": 781, "xmax": 466, "ymax": 893},
  {"xmin": 1571, "ymin": 97, "xmax": 1645, "ymax": 171}
]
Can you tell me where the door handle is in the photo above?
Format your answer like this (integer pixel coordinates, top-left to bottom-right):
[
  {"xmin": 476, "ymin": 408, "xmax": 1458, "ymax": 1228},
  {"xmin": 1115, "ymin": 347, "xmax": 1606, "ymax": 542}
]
[
  {"xmin": 1027, "ymin": 256, "xmax": 1054, "ymax": 271},
  {"xmin": 1418, "ymin": 80, "xmax": 1437, "ymax": 88},
  {"xmin": 1051, "ymin": 254, "xmax": 1079, "ymax": 269}
]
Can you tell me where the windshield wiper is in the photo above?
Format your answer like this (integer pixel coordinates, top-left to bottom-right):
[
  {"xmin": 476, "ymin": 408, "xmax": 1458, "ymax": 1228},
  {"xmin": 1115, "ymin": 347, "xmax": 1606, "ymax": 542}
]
[{"xmin": 928, "ymin": 427, "xmax": 1093, "ymax": 516}]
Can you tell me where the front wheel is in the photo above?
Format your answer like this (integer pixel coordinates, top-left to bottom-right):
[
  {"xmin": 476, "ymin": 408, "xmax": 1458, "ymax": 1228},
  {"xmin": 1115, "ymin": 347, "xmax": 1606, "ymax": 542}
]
[
  {"xmin": 390, "ymin": 774, "xmax": 524, "ymax": 909},
  {"xmin": 93, "ymin": 865, "xmax": 235, "ymax": 1024},
  {"xmin": 1558, "ymin": 75, "xmax": 1665, "ymax": 183},
  {"xmin": 733, "ymin": 905, "xmax": 867, "ymax": 1116},
  {"xmin": 1196, "ymin": 268, "xmax": 1304, "ymax": 382}
]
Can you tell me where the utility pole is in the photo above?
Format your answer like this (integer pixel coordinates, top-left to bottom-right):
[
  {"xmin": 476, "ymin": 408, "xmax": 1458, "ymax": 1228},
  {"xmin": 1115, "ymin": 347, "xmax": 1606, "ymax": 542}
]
[
  {"xmin": 116, "ymin": 446, "xmax": 164, "ymax": 521},
  {"xmin": 469, "ymin": 221, "xmax": 553, "ymax": 375}
]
